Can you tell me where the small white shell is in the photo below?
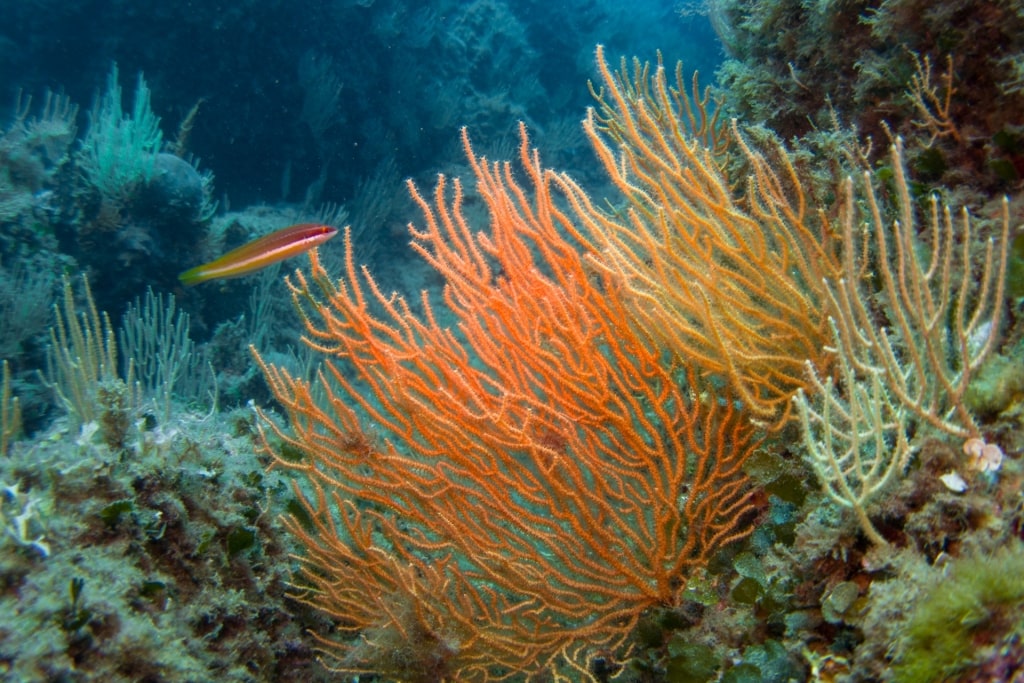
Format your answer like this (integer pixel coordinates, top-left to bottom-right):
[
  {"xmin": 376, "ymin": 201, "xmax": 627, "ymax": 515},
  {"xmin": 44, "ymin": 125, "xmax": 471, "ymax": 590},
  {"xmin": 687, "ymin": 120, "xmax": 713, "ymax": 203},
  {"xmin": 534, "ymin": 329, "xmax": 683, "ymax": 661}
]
[{"xmin": 940, "ymin": 470, "xmax": 969, "ymax": 493}]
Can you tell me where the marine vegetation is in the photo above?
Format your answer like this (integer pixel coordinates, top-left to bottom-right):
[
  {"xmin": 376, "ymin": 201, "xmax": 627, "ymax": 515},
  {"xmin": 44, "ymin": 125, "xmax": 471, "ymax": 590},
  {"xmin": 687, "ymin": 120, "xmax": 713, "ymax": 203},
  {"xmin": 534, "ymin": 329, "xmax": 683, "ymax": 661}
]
[
  {"xmin": 252, "ymin": 45, "xmax": 1018, "ymax": 682},
  {"xmin": 0, "ymin": 4, "xmax": 1020, "ymax": 682}
]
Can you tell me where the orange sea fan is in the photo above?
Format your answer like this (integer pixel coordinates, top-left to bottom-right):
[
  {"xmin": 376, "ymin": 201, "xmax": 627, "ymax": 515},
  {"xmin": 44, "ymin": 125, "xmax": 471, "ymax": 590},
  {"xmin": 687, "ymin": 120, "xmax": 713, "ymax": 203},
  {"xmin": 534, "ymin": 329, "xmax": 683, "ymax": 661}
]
[
  {"xmin": 254, "ymin": 123, "xmax": 761, "ymax": 681},
  {"xmin": 568, "ymin": 45, "xmax": 842, "ymax": 427}
]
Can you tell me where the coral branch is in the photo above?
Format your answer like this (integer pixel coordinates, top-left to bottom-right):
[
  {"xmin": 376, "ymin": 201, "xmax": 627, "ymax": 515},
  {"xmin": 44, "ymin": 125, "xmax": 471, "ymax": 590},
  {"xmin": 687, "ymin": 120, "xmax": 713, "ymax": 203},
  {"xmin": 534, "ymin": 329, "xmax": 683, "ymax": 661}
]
[
  {"xmin": 571, "ymin": 45, "xmax": 841, "ymax": 427},
  {"xmin": 828, "ymin": 138, "xmax": 1009, "ymax": 440},
  {"xmin": 907, "ymin": 52, "xmax": 961, "ymax": 146},
  {"xmin": 254, "ymin": 123, "xmax": 759, "ymax": 680}
]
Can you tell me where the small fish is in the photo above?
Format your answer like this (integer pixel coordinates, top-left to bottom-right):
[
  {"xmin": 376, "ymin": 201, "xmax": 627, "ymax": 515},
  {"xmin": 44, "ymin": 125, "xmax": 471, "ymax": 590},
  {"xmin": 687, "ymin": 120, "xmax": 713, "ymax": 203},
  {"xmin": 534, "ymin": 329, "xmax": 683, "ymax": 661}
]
[{"xmin": 178, "ymin": 223, "xmax": 338, "ymax": 286}]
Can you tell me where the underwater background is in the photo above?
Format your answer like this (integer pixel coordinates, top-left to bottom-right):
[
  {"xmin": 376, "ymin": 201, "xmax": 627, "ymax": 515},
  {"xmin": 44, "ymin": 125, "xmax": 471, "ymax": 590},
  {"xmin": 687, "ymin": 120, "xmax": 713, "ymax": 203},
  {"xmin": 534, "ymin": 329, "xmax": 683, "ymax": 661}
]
[{"xmin": 1, "ymin": 0, "xmax": 1023, "ymax": 682}]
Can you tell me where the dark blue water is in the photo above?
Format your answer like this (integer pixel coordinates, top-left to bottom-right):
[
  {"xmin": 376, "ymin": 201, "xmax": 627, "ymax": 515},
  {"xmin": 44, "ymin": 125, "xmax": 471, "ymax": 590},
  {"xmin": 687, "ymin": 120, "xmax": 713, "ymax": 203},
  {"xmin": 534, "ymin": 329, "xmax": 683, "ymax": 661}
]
[{"xmin": 0, "ymin": 0, "xmax": 722, "ymax": 209}]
